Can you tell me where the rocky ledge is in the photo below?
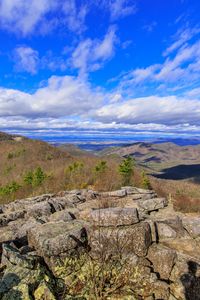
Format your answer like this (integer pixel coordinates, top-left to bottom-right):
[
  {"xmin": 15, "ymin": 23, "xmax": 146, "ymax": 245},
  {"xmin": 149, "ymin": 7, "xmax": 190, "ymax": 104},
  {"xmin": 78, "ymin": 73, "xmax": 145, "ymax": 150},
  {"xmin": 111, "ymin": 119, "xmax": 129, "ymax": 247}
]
[{"xmin": 0, "ymin": 187, "xmax": 200, "ymax": 299}]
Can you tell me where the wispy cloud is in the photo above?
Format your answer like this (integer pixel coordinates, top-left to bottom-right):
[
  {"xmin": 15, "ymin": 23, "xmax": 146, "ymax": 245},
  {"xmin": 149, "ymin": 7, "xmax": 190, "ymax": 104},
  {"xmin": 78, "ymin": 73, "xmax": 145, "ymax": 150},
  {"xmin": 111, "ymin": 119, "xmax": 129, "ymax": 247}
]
[
  {"xmin": 117, "ymin": 26, "xmax": 200, "ymax": 94},
  {"xmin": 0, "ymin": 0, "xmax": 57, "ymax": 35},
  {"xmin": 71, "ymin": 26, "xmax": 117, "ymax": 75},
  {"xmin": 0, "ymin": 0, "xmax": 136, "ymax": 36},
  {"xmin": 143, "ymin": 21, "xmax": 157, "ymax": 33},
  {"xmin": 108, "ymin": 0, "xmax": 137, "ymax": 20},
  {"xmin": 163, "ymin": 26, "xmax": 200, "ymax": 56},
  {"xmin": 62, "ymin": 0, "xmax": 88, "ymax": 33},
  {"xmin": 14, "ymin": 46, "xmax": 39, "ymax": 74},
  {"xmin": 0, "ymin": 0, "xmax": 88, "ymax": 36}
]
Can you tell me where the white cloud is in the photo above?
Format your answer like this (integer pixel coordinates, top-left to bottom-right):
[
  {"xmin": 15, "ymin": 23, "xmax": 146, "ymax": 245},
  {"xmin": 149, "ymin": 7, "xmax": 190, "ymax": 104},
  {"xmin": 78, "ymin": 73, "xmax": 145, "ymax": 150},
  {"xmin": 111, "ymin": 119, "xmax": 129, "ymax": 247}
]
[
  {"xmin": 0, "ymin": 0, "xmax": 57, "ymax": 35},
  {"xmin": 0, "ymin": 0, "xmax": 88, "ymax": 35},
  {"xmin": 163, "ymin": 27, "xmax": 200, "ymax": 56},
  {"xmin": 94, "ymin": 95, "xmax": 200, "ymax": 126},
  {"xmin": 0, "ymin": 87, "xmax": 32, "ymax": 117},
  {"xmin": 14, "ymin": 46, "xmax": 39, "ymax": 74},
  {"xmin": 62, "ymin": 0, "xmax": 88, "ymax": 33},
  {"xmin": 0, "ymin": 75, "xmax": 104, "ymax": 118},
  {"xmin": 1, "ymin": 76, "xmax": 200, "ymax": 132},
  {"xmin": 118, "ymin": 27, "xmax": 200, "ymax": 93},
  {"xmin": 185, "ymin": 87, "xmax": 200, "ymax": 98},
  {"xmin": 106, "ymin": 0, "xmax": 137, "ymax": 20},
  {"xmin": 71, "ymin": 26, "xmax": 117, "ymax": 74}
]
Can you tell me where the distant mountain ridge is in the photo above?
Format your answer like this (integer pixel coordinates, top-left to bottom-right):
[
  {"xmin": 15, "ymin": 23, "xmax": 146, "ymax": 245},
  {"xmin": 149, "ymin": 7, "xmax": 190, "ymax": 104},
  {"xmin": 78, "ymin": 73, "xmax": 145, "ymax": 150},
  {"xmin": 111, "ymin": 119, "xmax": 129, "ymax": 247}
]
[{"xmin": 101, "ymin": 142, "xmax": 200, "ymax": 171}]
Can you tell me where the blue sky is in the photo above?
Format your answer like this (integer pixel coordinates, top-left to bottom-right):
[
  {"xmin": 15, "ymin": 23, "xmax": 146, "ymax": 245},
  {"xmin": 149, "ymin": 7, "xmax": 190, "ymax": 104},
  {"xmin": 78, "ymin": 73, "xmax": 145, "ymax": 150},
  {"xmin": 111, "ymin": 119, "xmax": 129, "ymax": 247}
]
[{"xmin": 0, "ymin": 0, "xmax": 200, "ymax": 139}]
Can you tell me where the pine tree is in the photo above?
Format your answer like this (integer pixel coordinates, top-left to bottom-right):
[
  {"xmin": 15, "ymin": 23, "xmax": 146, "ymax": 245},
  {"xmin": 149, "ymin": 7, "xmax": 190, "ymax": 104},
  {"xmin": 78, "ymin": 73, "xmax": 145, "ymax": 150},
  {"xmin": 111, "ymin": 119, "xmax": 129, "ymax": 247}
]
[
  {"xmin": 118, "ymin": 156, "xmax": 135, "ymax": 185},
  {"xmin": 141, "ymin": 170, "xmax": 152, "ymax": 189}
]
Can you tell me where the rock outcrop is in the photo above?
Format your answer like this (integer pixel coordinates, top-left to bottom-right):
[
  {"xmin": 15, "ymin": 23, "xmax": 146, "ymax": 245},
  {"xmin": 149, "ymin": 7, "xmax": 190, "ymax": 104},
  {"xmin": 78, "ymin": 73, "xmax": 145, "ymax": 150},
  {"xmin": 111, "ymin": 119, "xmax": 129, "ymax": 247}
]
[{"xmin": 0, "ymin": 187, "xmax": 200, "ymax": 299}]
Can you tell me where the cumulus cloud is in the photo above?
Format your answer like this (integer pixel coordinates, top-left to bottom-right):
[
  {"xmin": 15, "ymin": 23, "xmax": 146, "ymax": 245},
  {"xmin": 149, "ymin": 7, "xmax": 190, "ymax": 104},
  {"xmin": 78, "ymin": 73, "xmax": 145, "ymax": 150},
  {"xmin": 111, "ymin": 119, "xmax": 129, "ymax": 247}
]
[
  {"xmin": 0, "ymin": 75, "xmax": 104, "ymax": 118},
  {"xmin": 1, "ymin": 75, "xmax": 200, "ymax": 133},
  {"xmin": 71, "ymin": 26, "xmax": 117, "ymax": 74},
  {"xmin": 94, "ymin": 96, "xmax": 200, "ymax": 126},
  {"xmin": 0, "ymin": 87, "xmax": 32, "ymax": 117}
]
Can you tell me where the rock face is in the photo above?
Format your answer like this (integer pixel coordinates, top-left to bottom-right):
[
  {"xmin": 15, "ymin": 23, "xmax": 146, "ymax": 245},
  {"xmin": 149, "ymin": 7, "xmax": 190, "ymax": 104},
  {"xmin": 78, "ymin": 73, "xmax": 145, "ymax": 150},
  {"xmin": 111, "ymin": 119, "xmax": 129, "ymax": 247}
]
[
  {"xmin": 90, "ymin": 207, "xmax": 139, "ymax": 226},
  {"xmin": 0, "ymin": 187, "xmax": 199, "ymax": 299}
]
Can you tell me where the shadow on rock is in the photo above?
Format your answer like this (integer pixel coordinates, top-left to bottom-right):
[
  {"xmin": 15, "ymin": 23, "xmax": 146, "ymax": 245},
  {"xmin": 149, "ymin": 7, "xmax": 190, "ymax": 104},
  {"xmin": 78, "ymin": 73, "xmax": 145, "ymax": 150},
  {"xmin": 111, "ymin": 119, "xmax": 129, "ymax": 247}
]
[
  {"xmin": 0, "ymin": 272, "xmax": 22, "ymax": 299},
  {"xmin": 180, "ymin": 261, "xmax": 200, "ymax": 300}
]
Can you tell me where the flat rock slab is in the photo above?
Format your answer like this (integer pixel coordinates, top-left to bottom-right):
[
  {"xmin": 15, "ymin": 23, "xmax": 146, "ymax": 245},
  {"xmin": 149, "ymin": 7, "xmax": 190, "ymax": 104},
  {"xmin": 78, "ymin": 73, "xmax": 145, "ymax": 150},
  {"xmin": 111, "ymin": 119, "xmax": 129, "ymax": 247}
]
[
  {"xmin": 100, "ymin": 189, "xmax": 127, "ymax": 197},
  {"xmin": 27, "ymin": 220, "xmax": 87, "ymax": 257},
  {"xmin": 138, "ymin": 197, "xmax": 167, "ymax": 212},
  {"xmin": 121, "ymin": 187, "xmax": 155, "ymax": 195},
  {"xmin": 90, "ymin": 207, "xmax": 139, "ymax": 226}
]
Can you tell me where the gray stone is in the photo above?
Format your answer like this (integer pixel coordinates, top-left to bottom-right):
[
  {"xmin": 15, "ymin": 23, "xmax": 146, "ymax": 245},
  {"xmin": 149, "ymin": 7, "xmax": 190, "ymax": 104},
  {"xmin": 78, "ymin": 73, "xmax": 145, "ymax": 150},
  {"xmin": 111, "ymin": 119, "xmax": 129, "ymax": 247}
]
[
  {"xmin": 156, "ymin": 222, "xmax": 177, "ymax": 240},
  {"xmin": 146, "ymin": 220, "xmax": 157, "ymax": 242},
  {"xmin": 48, "ymin": 209, "xmax": 75, "ymax": 222},
  {"xmin": 27, "ymin": 220, "xmax": 87, "ymax": 257},
  {"xmin": 148, "ymin": 244, "xmax": 177, "ymax": 280},
  {"xmin": 101, "ymin": 189, "xmax": 127, "ymax": 197},
  {"xmin": 9, "ymin": 217, "xmax": 43, "ymax": 240},
  {"xmin": 132, "ymin": 187, "xmax": 155, "ymax": 194},
  {"xmin": 132, "ymin": 193, "xmax": 157, "ymax": 200},
  {"xmin": 1, "ymin": 243, "xmax": 40, "ymax": 269},
  {"xmin": 138, "ymin": 197, "xmax": 167, "ymax": 212},
  {"xmin": 90, "ymin": 222, "xmax": 151, "ymax": 257},
  {"xmin": 26, "ymin": 202, "xmax": 53, "ymax": 218},
  {"xmin": 182, "ymin": 216, "xmax": 200, "ymax": 238},
  {"xmin": 90, "ymin": 207, "xmax": 139, "ymax": 226},
  {"xmin": 0, "ymin": 211, "xmax": 26, "ymax": 227}
]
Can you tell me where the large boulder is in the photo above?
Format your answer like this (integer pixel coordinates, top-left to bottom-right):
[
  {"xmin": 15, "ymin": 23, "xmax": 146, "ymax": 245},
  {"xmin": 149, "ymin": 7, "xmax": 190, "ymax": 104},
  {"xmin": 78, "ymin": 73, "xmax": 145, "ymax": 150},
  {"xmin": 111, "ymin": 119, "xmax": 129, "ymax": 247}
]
[
  {"xmin": 25, "ymin": 202, "xmax": 54, "ymax": 218},
  {"xmin": 89, "ymin": 222, "xmax": 152, "ymax": 257},
  {"xmin": 156, "ymin": 222, "xmax": 177, "ymax": 240},
  {"xmin": 138, "ymin": 197, "xmax": 167, "ymax": 212},
  {"xmin": 90, "ymin": 207, "xmax": 139, "ymax": 226},
  {"xmin": 0, "ymin": 211, "xmax": 26, "ymax": 227},
  {"xmin": 154, "ymin": 216, "xmax": 186, "ymax": 241},
  {"xmin": 148, "ymin": 244, "xmax": 177, "ymax": 280},
  {"xmin": 27, "ymin": 221, "xmax": 88, "ymax": 258}
]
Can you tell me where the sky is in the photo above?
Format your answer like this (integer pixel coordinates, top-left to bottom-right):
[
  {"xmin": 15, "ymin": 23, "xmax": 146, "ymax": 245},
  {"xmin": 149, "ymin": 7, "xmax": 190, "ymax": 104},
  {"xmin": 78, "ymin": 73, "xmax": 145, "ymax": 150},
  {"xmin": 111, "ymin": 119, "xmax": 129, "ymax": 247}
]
[{"xmin": 1, "ymin": 0, "xmax": 200, "ymax": 141}]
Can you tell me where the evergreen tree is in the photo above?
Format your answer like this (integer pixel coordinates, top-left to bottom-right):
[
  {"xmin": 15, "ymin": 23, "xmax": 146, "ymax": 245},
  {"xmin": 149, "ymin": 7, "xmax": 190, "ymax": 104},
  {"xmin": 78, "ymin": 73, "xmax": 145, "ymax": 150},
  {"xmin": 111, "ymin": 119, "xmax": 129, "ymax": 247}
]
[
  {"xmin": 33, "ymin": 167, "xmax": 46, "ymax": 187},
  {"xmin": 141, "ymin": 170, "xmax": 152, "ymax": 189},
  {"xmin": 118, "ymin": 156, "xmax": 135, "ymax": 185}
]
